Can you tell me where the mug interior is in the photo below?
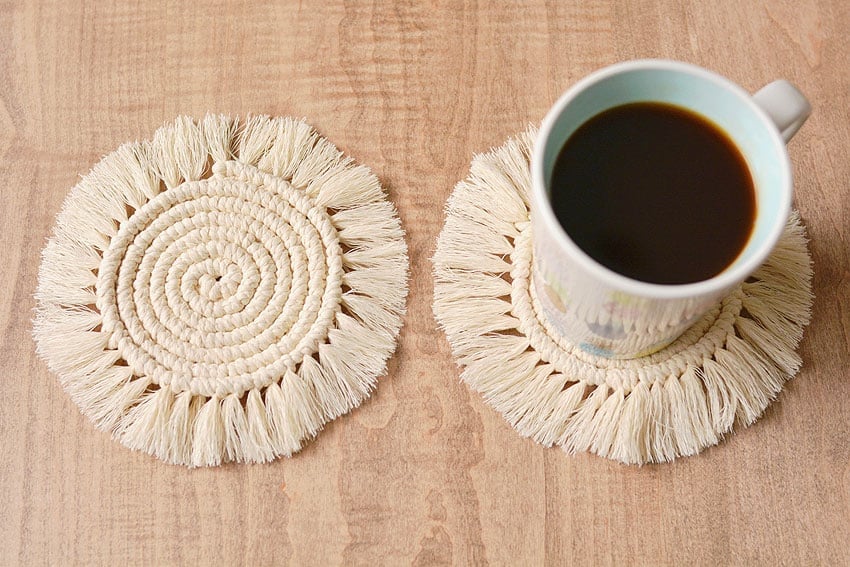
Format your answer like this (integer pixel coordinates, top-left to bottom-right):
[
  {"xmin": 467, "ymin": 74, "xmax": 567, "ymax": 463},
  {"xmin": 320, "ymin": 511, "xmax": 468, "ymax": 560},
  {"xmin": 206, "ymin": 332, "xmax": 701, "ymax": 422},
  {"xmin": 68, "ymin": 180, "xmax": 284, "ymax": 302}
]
[{"xmin": 540, "ymin": 62, "xmax": 791, "ymax": 281}]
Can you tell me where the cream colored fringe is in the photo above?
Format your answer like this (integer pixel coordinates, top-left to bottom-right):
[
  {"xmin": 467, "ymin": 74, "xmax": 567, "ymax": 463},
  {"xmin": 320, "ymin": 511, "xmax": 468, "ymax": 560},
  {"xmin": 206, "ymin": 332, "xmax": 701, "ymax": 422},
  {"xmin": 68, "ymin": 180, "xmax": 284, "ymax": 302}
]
[
  {"xmin": 433, "ymin": 127, "xmax": 813, "ymax": 465},
  {"xmin": 33, "ymin": 115, "xmax": 408, "ymax": 467}
]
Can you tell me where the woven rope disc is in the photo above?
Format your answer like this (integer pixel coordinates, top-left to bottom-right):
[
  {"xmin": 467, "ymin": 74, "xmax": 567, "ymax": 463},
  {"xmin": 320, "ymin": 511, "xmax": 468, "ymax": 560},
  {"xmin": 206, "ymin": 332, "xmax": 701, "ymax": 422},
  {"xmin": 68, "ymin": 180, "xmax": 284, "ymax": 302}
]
[
  {"xmin": 34, "ymin": 116, "xmax": 408, "ymax": 467},
  {"xmin": 433, "ymin": 128, "xmax": 813, "ymax": 464}
]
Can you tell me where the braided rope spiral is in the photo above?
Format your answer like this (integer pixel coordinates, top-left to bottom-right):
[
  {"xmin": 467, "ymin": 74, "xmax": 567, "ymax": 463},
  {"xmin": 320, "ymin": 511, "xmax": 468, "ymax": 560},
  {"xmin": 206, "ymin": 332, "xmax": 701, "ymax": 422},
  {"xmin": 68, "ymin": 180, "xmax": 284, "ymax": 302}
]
[{"xmin": 97, "ymin": 161, "xmax": 342, "ymax": 398}]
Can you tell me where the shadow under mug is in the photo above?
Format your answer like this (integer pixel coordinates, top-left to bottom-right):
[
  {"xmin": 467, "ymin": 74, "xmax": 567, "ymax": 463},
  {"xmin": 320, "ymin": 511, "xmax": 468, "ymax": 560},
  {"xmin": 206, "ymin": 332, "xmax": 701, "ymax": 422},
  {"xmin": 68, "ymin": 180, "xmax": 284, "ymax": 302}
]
[{"xmin": 530, "ymin": 59, "xmax": 811, "ymax": 359}]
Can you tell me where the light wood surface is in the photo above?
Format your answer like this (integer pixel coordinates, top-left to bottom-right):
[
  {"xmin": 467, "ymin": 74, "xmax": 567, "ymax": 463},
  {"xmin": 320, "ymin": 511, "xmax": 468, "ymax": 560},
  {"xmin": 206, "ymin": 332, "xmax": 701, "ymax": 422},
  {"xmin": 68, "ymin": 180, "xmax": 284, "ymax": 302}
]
[{"xmin": 2, "ymin": 1, "xmax": 848, "ymax": 565}]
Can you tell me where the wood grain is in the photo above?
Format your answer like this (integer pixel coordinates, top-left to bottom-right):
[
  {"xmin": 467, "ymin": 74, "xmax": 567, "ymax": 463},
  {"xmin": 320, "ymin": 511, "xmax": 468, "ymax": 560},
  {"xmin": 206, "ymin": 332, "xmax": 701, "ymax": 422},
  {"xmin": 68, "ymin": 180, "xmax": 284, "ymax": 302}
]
[{"xmin": 2, "ymin": 0, "xmax": 848, "ymax": 564}]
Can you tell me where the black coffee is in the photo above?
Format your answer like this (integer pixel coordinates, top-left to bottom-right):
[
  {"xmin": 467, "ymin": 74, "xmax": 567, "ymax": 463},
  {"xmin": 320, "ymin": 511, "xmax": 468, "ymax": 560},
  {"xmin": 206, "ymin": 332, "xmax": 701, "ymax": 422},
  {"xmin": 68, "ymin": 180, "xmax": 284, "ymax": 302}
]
[{"xmin": 550, "ymin": 102, "xmax": 756, "ymax": 285}]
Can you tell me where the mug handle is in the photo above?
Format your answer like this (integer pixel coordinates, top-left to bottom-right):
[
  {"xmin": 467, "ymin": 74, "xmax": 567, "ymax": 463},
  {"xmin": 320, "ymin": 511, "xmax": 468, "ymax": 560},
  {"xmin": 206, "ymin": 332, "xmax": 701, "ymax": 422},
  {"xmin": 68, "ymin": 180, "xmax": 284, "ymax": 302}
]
[{"xmin": 752, "ymin": 80, "xmax": 812, "ymax": 143}]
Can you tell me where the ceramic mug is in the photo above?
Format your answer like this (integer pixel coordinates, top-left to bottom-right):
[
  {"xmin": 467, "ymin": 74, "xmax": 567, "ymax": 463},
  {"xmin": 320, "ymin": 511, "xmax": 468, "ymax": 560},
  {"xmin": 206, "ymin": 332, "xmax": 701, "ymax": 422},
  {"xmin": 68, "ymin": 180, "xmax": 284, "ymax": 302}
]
[{"xmin": 530, "ymin": 59, "xmax": 810, "ymax": 359}]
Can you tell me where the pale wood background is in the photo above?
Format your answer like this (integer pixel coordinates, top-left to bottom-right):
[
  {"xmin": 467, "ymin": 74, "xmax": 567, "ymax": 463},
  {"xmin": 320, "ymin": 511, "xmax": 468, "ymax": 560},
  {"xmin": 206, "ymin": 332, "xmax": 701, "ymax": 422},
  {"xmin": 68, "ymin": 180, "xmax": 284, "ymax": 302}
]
[{"xmin": 1, "ymin": 1, "xmax": 848, "ymax": 565}]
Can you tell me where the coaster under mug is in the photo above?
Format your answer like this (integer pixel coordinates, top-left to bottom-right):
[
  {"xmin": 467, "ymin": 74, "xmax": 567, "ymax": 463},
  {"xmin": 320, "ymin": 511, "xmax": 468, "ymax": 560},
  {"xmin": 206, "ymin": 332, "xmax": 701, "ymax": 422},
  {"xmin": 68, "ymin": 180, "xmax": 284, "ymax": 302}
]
[{"xmin": 433, "ymin": 128, "xmax": 812, "ymax": 464}]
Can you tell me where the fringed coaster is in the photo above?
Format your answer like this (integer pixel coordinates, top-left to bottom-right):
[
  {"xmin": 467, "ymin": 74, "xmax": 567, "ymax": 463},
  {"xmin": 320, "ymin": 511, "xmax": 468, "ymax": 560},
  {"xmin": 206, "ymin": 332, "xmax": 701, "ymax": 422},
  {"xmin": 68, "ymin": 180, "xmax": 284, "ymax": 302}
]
[
  {"xmin": 433, "ymin": 128, "xmax": 813, "ymax": 464},
  {"xmin": 34, "ymin": 116, "xmax": 408, "ymax": 467}
]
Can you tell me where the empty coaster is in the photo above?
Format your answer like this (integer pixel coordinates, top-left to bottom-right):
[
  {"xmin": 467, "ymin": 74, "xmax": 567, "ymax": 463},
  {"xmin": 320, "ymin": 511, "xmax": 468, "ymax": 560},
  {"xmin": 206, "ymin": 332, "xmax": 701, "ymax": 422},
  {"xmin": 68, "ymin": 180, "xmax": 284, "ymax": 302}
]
[
  {"xmin": 34, "ymin": 116, "xmax": 408, "ymax": 467},
  {"xmin": 433, "ymin": 128, "xmax": 813, "ymax": 464}
]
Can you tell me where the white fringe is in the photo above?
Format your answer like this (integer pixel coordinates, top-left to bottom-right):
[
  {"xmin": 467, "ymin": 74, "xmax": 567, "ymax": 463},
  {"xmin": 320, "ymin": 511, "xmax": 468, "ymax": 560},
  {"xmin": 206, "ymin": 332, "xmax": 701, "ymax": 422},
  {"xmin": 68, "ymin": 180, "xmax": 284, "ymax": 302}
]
[
  {"xmin": 33, "ymin": 115, "xmax": 408, "ymax": 467},
  {"xmin": 433, "ymin": 127, "xmax": 814, "ymax": 465}
]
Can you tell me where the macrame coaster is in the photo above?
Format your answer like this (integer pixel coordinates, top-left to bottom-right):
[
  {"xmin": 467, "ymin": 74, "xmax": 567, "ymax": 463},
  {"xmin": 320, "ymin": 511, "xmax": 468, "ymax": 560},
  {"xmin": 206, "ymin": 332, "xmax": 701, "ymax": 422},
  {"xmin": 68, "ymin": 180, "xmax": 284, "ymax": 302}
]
[
  {"xmin": 34, "ymin": 116, "xmax": 408, "ymax": 467},
  {"xmin": 433, "ymin": 128, "xmax": 813, "ymax": 465}
]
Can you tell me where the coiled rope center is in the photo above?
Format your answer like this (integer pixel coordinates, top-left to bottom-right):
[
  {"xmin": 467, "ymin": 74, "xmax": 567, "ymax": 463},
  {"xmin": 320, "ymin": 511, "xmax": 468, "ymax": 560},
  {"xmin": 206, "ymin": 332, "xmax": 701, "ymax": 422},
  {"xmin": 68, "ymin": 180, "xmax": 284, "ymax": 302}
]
[{"xmin": 97, "ymin": 161, "xmax": 343, "ymax": 398}]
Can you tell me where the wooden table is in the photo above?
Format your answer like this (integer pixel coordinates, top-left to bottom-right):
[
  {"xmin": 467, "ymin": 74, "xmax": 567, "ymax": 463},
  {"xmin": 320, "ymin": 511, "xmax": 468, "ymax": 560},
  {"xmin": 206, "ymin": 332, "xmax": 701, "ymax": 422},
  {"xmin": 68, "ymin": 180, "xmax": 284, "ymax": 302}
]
[{"xmin": 2, "ymin": 1, "xmax": 848, "ymax": 564}]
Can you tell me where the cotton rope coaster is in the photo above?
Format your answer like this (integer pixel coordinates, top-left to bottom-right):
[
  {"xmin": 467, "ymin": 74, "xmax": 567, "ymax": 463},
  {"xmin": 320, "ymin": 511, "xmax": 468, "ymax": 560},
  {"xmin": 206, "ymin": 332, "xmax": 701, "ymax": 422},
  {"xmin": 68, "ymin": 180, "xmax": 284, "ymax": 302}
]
[
  {"xmin": 433, "ymin": 128, "xmax": 813, "ymax": 465},
  {"xmin": 34, "ymin": 116, "xmax": 408, "ymax": 467}
]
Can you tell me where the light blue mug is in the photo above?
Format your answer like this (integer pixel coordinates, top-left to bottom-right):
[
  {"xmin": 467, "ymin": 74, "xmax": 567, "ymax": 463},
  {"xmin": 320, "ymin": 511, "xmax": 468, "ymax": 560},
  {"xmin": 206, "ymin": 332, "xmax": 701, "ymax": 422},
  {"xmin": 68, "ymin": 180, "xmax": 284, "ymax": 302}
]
[{"xmin": 531, "ymin": 60, "xmax": 811, "ymax": 359}]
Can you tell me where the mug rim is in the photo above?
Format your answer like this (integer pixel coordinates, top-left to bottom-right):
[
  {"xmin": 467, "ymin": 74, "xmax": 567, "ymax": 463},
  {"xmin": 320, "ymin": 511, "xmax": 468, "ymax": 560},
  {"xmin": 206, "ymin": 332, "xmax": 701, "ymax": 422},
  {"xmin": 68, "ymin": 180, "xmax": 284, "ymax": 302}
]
[{"xmin": 531, "ymin": 58, "xmax": 793, "ymax": 300}]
